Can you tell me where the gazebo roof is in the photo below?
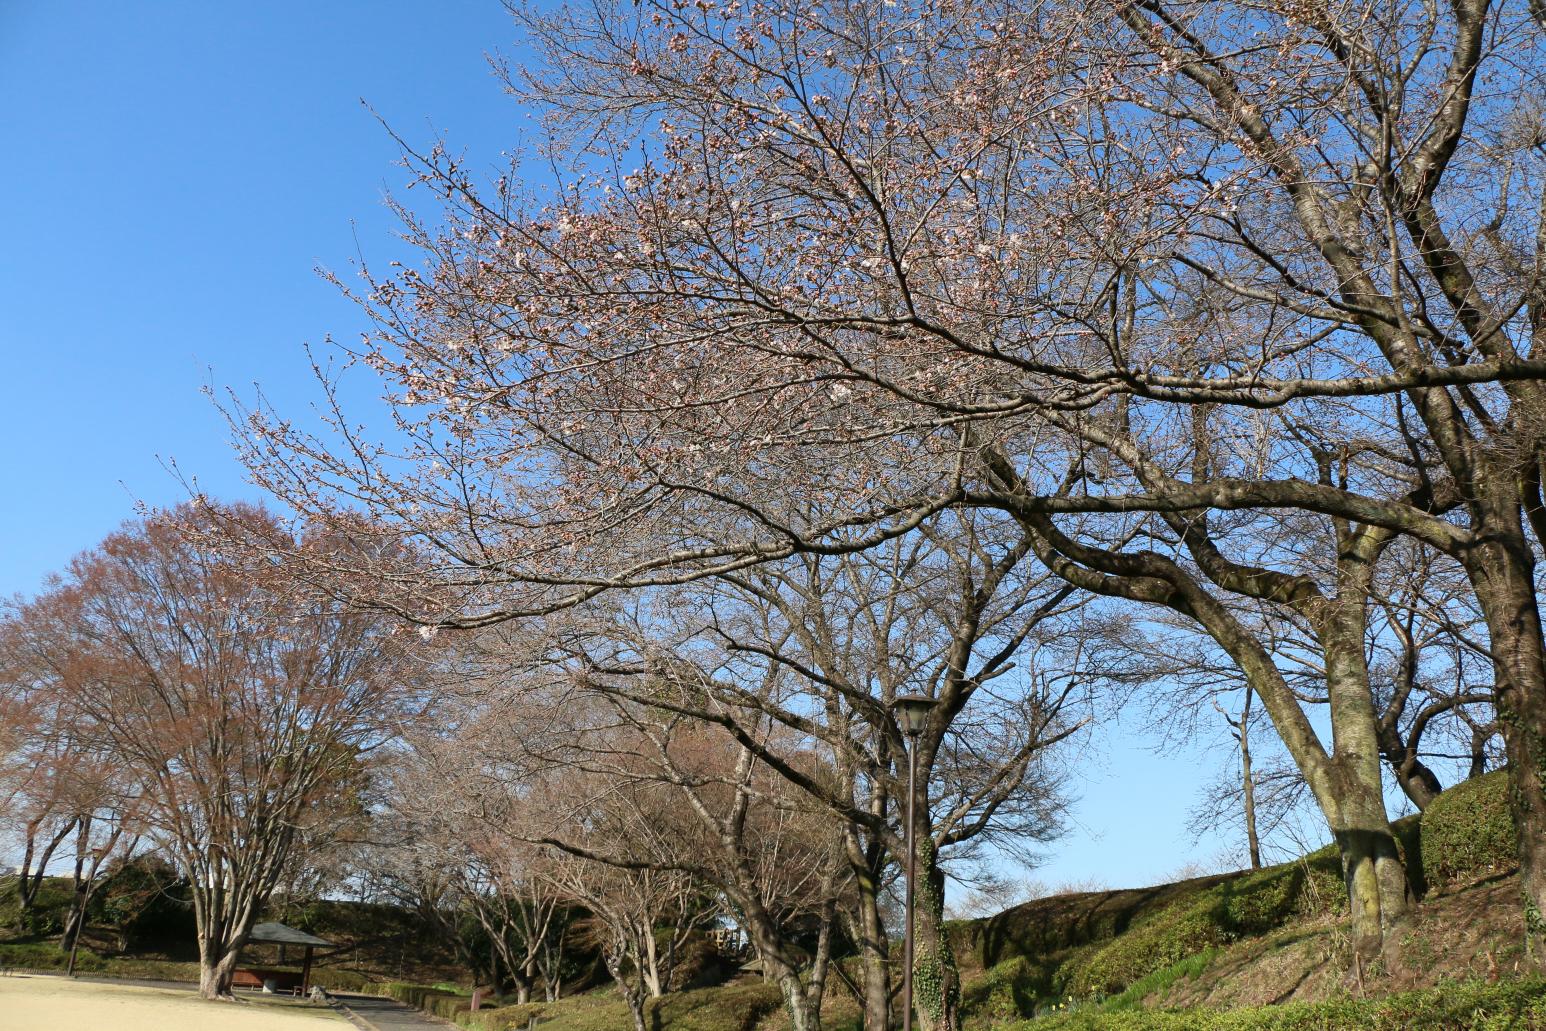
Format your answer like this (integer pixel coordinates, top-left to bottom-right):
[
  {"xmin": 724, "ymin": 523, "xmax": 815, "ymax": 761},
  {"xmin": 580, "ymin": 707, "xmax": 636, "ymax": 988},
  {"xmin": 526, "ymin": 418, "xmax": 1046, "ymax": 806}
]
[{"xmin": 248, "ymin": 922, "xmax": 333, "ymax": 948}]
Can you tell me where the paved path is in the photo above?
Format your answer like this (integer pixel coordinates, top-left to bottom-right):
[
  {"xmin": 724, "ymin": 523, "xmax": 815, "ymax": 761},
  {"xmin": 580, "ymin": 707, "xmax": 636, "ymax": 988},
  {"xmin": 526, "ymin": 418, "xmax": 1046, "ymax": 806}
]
[{"xmin": 333, "ymin": 992, "xmax": 451, "ymax": 1031}]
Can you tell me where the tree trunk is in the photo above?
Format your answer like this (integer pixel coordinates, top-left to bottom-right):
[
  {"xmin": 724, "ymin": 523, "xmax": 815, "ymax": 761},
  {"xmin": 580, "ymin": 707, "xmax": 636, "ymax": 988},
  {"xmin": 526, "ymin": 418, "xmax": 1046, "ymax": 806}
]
[
  {"xmin": 604, "ymin": 947, "xmax": 648, "ymax": 1031},
  {"xmin": 14, "ymin": 819, "xmax": 73, "ymax": 922},
  {"xmin": 741, "ymin": 898, "xmax": 821, "ymax": 1031},
  {"xmin": 1317, "ymin": 602, "xmax": 1411, "ymax": 971},
  {"xmin": 1326, "ymin": 794, "xmax": 1410, "ymax": 973},
  {"xmin": 59, "ymin": 893, "xmax": 87, "ymax": 953},
  {"xmin": 909, "ymin": 837, "xmax": 960, "ymax": 1031},
  {"xmin": 843, "ymin": 830, "xmax": 890, "ymax": 1031},
  {"xmin": 641, "ymin": 927, "xmax": 665, "ymax": 999},
  {"xmin": 1468, "ymin": 541, "xmax": 1546, "ymax": 943},
  {"xmin": 775, "ymin": 969, "xmax": 818, "ymax": 1031},
  {"xmin": 1238, "ymin": 688, "xmax": 1262, "ymax": 870},
  {"xmin": 1374, "ymin": 717, "xmax": 1444, "ymax": 811},
  {"xmin": 805, "ymin": 896, "xmax": 836, "ymax": 1027},
  {"xmin": 197, "ymin": 944, "xmax": 243, "ymax": 1000},
  {"xmin": 1468, "ymin": 724, "xmax": 1491, "ymax": 780},
  {"xmin": 542, "ymin": 932, "xmax": 564, "ymax": 1002},
  {"xmin": 1391, "ymin": 754, "xmax": 1444, "ymax": 812}
]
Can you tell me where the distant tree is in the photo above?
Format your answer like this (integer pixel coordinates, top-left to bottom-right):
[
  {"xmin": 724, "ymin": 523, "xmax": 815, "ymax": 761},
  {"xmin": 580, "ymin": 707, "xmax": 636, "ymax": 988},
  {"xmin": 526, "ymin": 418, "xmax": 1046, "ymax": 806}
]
[
  {"xmin": 0, "ymin": 624, "xmax": 131, "ymax": 938},
  {"xmin": 0, "ymin": 506, "xmax": 424, "ymax": 998}
]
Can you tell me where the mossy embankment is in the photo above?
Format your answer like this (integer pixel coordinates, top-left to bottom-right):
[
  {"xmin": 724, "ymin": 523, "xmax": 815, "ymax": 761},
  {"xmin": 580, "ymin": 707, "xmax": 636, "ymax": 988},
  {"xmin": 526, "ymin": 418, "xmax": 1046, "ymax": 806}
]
[
  {"xmin": 374, "ymin": 773, "xmax": 1538, "ymax": 1029},
  {"xmin": 955, "ymin": 771, "xmax": 1532, "ymax": 1027}
]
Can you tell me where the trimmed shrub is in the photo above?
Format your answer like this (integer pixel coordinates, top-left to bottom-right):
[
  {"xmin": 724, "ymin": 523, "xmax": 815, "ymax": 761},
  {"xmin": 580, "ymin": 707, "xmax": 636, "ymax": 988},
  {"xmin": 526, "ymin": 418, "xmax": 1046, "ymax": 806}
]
[
  {"xmin": 1421, "ymin": 771, "xmax": 1516, "ymax": 889},
  {"xmin": 384, "ymin": 980, "xmax": 467, "ymax": 1012}
]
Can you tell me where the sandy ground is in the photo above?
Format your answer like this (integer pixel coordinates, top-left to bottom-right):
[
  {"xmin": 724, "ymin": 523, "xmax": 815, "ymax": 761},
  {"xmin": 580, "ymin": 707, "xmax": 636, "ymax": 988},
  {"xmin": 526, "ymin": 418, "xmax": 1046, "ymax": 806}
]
[{"xmin": 0, "ymin": 975, "xmax": 345, "ymax": 1031}]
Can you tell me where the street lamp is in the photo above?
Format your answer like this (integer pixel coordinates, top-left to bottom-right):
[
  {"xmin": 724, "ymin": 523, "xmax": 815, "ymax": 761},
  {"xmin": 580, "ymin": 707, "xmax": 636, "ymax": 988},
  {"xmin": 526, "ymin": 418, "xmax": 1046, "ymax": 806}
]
[
  {"xmin": 894, "ymin": 693, "xmax": 936, "ymax": 1031},
  {"xmin": 65, "ymin": 845, "xmax": 109, "ymax": 978}
]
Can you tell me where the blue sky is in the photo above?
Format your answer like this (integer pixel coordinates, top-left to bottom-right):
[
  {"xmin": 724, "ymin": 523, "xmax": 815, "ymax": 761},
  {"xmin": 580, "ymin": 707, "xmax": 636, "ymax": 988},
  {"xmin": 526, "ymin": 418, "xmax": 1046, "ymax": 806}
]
[
  {"xmin": 0, "ymin": 1, "xmax": 1288, "ymax": 891},
  {"xmin": 0, "ymin": 0, "xmax": 517, "ymax": 593}
]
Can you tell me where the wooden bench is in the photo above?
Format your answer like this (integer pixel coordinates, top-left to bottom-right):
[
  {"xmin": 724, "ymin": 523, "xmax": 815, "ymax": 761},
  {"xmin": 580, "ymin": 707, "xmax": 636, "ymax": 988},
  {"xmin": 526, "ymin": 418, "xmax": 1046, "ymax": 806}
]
[{"xmin": 232, "ymin": 968, "xmax": 304, "ymax": 995}]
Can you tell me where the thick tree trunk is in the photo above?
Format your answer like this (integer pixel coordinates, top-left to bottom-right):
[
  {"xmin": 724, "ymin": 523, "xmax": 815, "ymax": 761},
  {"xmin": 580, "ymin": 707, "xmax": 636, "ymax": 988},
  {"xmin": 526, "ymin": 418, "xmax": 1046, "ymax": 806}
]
[
  {"xmin": 1317, "ymin": 604, "xmax": 1411, "ymax": 970},
  {"xmin": 775, "ymin": 968, "xmax": 818, "ymax": 1031},
  {"xmin": 843, "ymin": 829, "xmax": 891, "ymax": 1031},
  {"xmin": 1324, "ymin": 791, "xmax": 1410, "ymax": 973},
  {"xmin": 909, "ymin": 837, "xmax": 960, "ymax": 1031},
  {"xmin": 197, "ymin": 944, "xmax": 243, "ymax": 1000},
  {"xmin": 1468, "ymin": 541, "xmax": 1546, "ymax": 943},
  {"xmin": 741, "ymin": 899, "xmax": 821, "ymax": 1031},
  {"xmin": 854, "ymin": 878, "xmax": 891, "ymax": 1031}
]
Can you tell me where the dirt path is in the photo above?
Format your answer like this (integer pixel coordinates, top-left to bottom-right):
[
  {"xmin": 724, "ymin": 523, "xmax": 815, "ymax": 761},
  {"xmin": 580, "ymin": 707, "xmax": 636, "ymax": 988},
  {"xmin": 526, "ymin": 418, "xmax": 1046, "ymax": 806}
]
[{"xmin": 0, "ymin": 974, "xmax": 346, "ymax": 1031}]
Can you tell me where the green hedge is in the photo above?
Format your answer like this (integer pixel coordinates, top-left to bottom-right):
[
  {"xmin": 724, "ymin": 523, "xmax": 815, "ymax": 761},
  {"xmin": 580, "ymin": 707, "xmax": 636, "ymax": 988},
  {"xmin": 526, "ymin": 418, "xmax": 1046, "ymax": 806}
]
[
  {"xmin": 1014, "ymin": 977, "xmax": 1546, "ymax": 1030},
  {"xmin": 383, "ymin": 980, "xmax": 470, "ymax": 1016},
  {"xmin": 0, "ymin": 942, "xmax": 105, "ymax": 972},
  {"xmin": 1421, "ymin": 771, "xmax": 1516, "ymax": 889}
]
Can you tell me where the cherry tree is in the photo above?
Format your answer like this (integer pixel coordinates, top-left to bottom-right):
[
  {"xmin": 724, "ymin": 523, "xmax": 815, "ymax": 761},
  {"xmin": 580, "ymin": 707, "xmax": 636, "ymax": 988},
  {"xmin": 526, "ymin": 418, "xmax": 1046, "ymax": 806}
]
[{"xmin": 225, "ymin": 0, "xmax": 1546, "ymax": 958}]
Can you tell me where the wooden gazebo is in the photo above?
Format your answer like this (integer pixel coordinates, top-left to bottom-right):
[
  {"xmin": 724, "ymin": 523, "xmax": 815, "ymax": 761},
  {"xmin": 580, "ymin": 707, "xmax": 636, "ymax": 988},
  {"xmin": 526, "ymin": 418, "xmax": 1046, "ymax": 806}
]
[{"xmin": 238, "ymin": 921, "xmax": 334, "ymax": 995}]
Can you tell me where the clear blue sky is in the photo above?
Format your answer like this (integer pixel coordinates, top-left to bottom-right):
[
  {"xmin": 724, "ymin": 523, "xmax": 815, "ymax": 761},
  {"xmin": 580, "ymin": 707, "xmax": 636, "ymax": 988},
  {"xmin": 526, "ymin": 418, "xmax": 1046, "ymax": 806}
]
[
  {"xmin": 0, "ymin": 0, "xmax": 517, "ymax": 594},
  {"xmin": 0, "ymin": 0, "xmax": 1281, "ymax": 891}
]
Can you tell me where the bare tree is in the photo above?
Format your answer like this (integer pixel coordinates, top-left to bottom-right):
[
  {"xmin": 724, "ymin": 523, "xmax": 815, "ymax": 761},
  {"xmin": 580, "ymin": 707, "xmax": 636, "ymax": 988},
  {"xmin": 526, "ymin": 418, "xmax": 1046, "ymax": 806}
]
[{"xmin": 1, "ymin": 506, "xmax": 424, "ymax": 998}]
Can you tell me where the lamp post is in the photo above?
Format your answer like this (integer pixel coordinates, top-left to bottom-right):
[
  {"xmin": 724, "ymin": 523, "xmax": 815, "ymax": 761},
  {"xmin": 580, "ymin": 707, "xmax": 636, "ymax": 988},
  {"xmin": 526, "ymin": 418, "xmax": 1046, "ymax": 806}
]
[
  {"xmin": 894, "ymin": 693, "xmax": 936, "ymax": 1031},
  {"xmin": 65, "ymin": 845, "xmax": 108, "ymax": 978}
]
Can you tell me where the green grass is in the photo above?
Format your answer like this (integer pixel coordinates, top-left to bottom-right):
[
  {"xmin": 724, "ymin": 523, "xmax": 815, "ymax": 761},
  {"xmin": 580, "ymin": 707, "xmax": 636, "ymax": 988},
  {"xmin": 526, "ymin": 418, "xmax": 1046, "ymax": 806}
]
[
  {"xmin": 1060, "ymin": 848, "xmax": 1345, "ymax": 1000},
  {"xmin": 1099, "ymin": 948, "xmax": 1221, "ymax": 1012},
  {"xmin": 395, "ymin": 981, "xmax": 784, "ymax": 1031},
  {"xmin": 1008, "ymin": 977, "xmax": 1546, "ymax": 1030}
]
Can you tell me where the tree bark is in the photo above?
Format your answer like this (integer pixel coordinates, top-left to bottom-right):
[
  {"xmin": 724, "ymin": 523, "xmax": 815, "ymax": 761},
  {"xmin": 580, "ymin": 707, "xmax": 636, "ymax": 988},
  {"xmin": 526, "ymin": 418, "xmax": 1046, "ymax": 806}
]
[
  {"xmin": 843, "ymin": 828, "xmax": 891, "ymax": 1031},
  {"xmin": 1322, "ymin": 594, "xmax": 1411, "ymax": 966},
  {"xmin": 14, "ymin": 819, "xmax": 74, "ymax": 922},
  {"xmin": 616, "ymin": 959, "xmax": 648, "ymax": 1031},
  {"xmin": 197, "ymin": 942, "xmax": 244, "ymax": 1000},
  {"xmin": 739, "ymin": 893, "xmax": 822, "ymax": 1031},
  {"xmin": 908, "ymin": 835, "xmax": 960, "ymax": 1031},
  {"xmin": 1467, "ymin": 538, "xmax": 1546, "ymax": 940},
  {"xmin": 1377, "ymin": 730, "xmax": 1445, "ymax": 812}
]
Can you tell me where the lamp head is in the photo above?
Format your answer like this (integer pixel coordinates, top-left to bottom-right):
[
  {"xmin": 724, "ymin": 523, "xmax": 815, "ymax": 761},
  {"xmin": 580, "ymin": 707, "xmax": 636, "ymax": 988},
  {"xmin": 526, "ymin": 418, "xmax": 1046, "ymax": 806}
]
[{"xmin": 894, "ymin": 693, "xmax": 937, "ymax": 737}]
